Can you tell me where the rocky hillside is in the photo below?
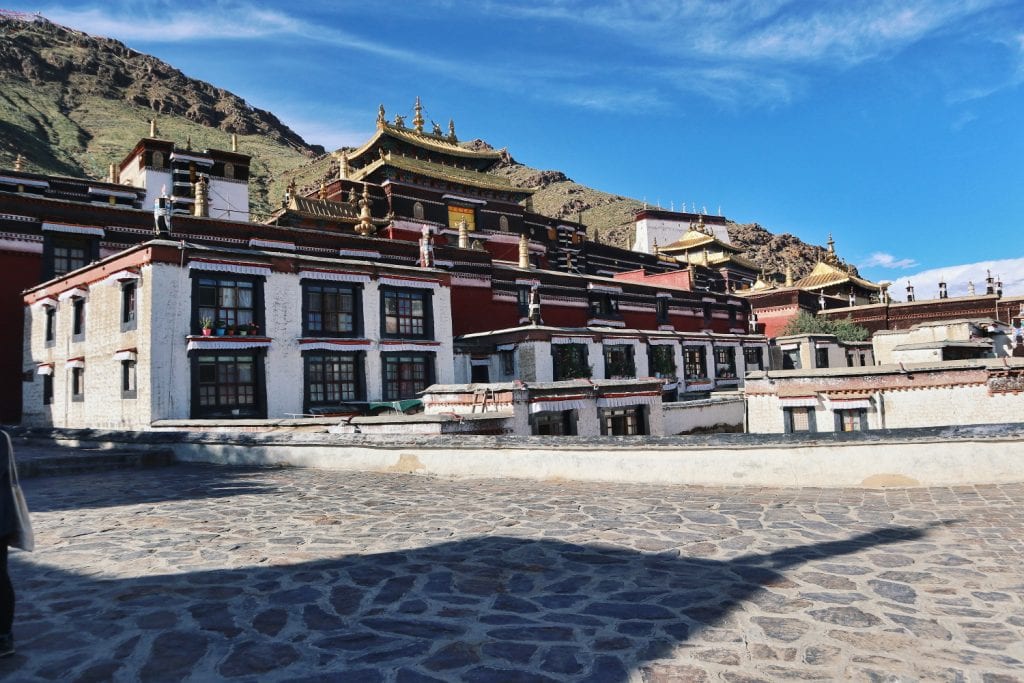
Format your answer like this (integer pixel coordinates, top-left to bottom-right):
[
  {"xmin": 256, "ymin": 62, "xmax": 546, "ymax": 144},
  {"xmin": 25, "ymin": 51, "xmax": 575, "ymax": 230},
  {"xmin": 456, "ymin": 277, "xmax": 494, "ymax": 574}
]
[
  {"xmin": 0, "ymin": 14, "xmax": 323, "ymax": 218},
  {"xmin": 0, "ymin": 14, "xmax": 840, "ymax": 278}
]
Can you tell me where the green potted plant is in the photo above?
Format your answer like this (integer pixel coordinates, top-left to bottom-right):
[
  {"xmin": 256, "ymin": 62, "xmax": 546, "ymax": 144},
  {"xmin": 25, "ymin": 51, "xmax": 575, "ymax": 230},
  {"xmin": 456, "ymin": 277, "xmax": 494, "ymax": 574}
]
[
  {"xmin": 214, "ymin": 319, "xmax": 226, "ymax": 336},
  {"xmin": 199, "ymin": 316, "xmax": 213, "ymax": 337}
]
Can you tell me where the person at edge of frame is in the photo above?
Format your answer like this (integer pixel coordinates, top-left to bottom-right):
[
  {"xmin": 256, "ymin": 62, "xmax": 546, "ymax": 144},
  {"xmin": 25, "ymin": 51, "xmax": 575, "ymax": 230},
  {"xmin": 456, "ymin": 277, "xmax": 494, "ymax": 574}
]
[{"xmin": 0, "ymin": 435, "xmax": 17, "ymax": 658}]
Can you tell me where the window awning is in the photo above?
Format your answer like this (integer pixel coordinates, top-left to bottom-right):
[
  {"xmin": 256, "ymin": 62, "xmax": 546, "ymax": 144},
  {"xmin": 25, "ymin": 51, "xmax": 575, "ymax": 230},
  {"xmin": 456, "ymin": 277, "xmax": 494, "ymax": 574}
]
[
  {"xmin": 528, "ymin": 398, "xmax": 589, "ymax": 414},
  {"xmin": 187, "ymin": 260, "xmax": 271, "ymax": 277},
  {"xmin": 113, "ymin": 349, "xmax": 137, "ymax": 362},
  {"xmin": 65, "ymin": 359, "xmax": 85, "ymax": 369},
  {"xmin": 552, "ymin": 336, "xmax": 594, "ymax": 345},
  {"xmin": 42, "ymin": 222, "xmax": 105, "ymax": 237},
  {"xmin": 58, "ymin": 287, "xmax": 88, "ymax": 302},
  {"xmin": 31, "ymin": 297, "xmax": 57, "ymax": 310},
  {"xmin": 298, "ymin": 269, "xmax": 370, "ymax": 284},
  {"xmin": 378, "ymin": 276, "xmax": 441, "ymax": 290},
  {"xmin": 597, "ymin": 394, "xmax": 660, "ymax": 408},
  {"xmin": 378, "ymin": 342, "xmax": 441, "ymax": 353},
  {"xmin": 249, "ymin": 238, "xmax": 296, "ymax": 251},
  {"xmin": 830, "ymin": 399, "xmax": 872, "ymax": 409},
  {"xmin": 186, "ymin": 339, "xmax": 272, "ymax": 351},
  {"xmin": 103, "ymin": 269, "xmax": 141, "ymax": 286},
  {"xmin": 779, "ymin": 396, "xmax": 818, "ymax": 407},
  {"xmin": 36, "ymin": 364, "xmax": 53, "ymax": 376},
  {"xmin": 338, "ymin": 248, "xmax": 382, "ymax": 259},
  {"xmin": 298, "ymin": 340, "xmax": 371, "ymax": 352}
]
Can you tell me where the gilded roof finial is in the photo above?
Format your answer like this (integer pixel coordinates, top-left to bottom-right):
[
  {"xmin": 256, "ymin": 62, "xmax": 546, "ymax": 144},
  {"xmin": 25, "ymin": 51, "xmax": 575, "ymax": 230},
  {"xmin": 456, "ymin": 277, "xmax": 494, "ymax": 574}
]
[
  {"xmin": 448, "ymin": 118, "xmax": 457, "ymax": 142},
  {"xmin": 413, "ymin": 96, "xmax": 424, "ymax": 133},
  {"xmin": 652, "ymin": 238, "xmax": 659, "ymax": 256},
  {"xmin": 393, "ymin": 113, "xmax": 406, "ymax": 127},
  {"xmin": 518, "ymin": 232, "xmax": 530, "ymax": 269},
  {"xmin": 377, "ymin": 104, "xmax": 386, "ymax": 127},
  {"xmin": 356, "ymin": 183, "xmax": 374, "ymax": 236},
  {"xmin": 458, "ymin": 218, "xmax": 469, "ymax": 249},
  {"xmin": 14, "ymin": 154, "xmax": 23, "ymax": 172},
  {"xmin": 318, "ymin": 181, "xmax": 327, "ymax": 201},
  {"xmin": 785, "ymin": 265, "xmax": 793, "ymax": 287},
  {"xmin": 339, "ymin": 151, "xmax": 350, "ymax": 180},
  {"xmin": 149, "ymin": 118, "xmax": 158, "ymax": 138}
]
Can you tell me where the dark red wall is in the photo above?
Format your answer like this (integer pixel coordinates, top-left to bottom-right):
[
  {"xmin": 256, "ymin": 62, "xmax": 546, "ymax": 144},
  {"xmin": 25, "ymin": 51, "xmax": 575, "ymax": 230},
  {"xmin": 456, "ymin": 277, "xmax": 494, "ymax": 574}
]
[{"xmin": 0, "ymin": 251, "xmax": 42, "ymax": 423}]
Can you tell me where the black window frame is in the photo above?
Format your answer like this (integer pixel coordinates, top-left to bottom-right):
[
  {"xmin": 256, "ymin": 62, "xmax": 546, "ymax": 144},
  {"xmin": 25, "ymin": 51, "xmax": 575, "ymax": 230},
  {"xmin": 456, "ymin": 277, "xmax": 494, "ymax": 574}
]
[
  {"xmin": 835, "ymin": 408, "xmax": 868, "ymax": 432},
  {"xmin": 815, "ymin": 347, "xmax": 830, "ymax": 369},
  {"xmin": 381, "ymin": 352, "xmax": 436, "ymax": 401},
  {"xmin": 552, "ymin": 344, "xmax": 590, "ymax": 381},
  {"xmin": 42, "ymin": 373, "xmax": 53, "ymax": 405},
  {"xmin": 714, "ymin": 346, "xmax": 737, "ymax": 379},
  {"xmin": 190, "ymin": 351, "xmax": 267, "ymax": 419},
  {"xmin": 782, "ymin": 348, "xmax": 802, "ymax": 370},
  {"xmin": 303, "ymin": 351, "xmax": 365, "ymax": 413},
  {"xmin": 43, "ymin": 234, "xmax": 97, "ymax": 280},
  {"xmin": 656, "ymin": 297, "xmax": 670, "ymax": 324},
  {"xmin": 380, "ymin": 287, "xmax": 434, "ymax": 340},
  {"xmin": 500, "ymin": 350, "xmax": 515, "ymax": 377},
  {"xmin": 785, "ymin": 407, "xmax": 816, "ymax": 433},
  {"xmin": 44, "ymin": 306, "xmax": 56, "ymax": 347},
  {"xmin": 588, "ymin": 292, "xmax": 620, "ymax": 319},
  {"xmin": 603, "ymin": 344, "xmax": 636, "ymax": 379},
  {"xmin": 191, "ymin": 272, "xmax": 264, "ymax": 336},
  {"xmin": 683, "ymin": 346, "xmax": 707, "ymax": 381},
  {"xmin": 301, "ymin": 280, "xmax": 363, "ymax": 338},
  {"xmin": 121, "ymin": 282, "xmax": 137, "ymax": 332},
  {"xmin": 743, "ymin": 347, "xmax": 763, "ymax": 372},
  {"xmin": 599, "ymin": 405, "xmax": 647, "ymax": 436},
  {"xmin": 71, "ymin": 297, "xmax": 86, "ymax": 342},
  {"xmin": 121, "ymin": 360, "xmax": 137, "ymax": 399},
  {"xmin": 648, "ymin": 344, "xmax": 677, "ymax": 379},
  {"xmin": 516, "ymin": 286, "xmax": 531, "ymax": 316},
  {"xmin": 71, "ymin": 366, "xmax": 85, "ymax": 402},
  {"xmin": 530, "ymin": 410, "xmax": 577, "ymax": 436}
]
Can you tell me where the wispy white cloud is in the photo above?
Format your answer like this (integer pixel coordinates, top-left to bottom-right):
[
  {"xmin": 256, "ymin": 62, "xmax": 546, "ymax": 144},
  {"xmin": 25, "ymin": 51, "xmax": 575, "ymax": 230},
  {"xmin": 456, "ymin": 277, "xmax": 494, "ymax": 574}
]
[
  {"xmin": 862, "ymin": 252, "xmax": 920, "ymax": 269},
  {"xmin": 897, "ymin": 257, "xmax": 1024, "ymax": 298}
]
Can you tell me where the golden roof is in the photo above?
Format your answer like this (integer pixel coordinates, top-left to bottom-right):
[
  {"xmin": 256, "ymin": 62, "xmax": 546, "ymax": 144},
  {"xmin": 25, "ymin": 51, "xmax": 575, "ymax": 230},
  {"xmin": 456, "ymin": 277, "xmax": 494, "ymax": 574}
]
[
  {"xmin": 351, "ymin": 153, "xmax": 526, "ymax": 193},
  {"xmin": 347, "ymin": 123, "xmax": 502, "ymax": 163},
  {"xmin": 793, "ymin": 260, "xmax": 882, "ymax": 292},
  {"xmin": 288, "ymin": 195, "xmax": 359, "ymax": 221},
  {"xmin": 660, "ymin": 228, "xmax": 741, "ymax": 255}
]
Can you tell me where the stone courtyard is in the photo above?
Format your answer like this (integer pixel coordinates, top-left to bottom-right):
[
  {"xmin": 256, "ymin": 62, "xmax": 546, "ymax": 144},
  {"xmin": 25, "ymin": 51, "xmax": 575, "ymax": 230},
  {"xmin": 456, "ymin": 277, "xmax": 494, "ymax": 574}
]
[{"xmin": 2, "ymin": 461, "xmax": 1022, "ymax": 682}]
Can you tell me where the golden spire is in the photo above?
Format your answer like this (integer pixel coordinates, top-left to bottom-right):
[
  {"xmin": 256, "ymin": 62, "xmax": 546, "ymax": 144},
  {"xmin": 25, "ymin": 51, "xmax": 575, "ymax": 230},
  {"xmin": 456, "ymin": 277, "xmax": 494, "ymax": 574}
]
[
  {"xmin": 193, "ymin": 174, "xmax": 209, "ymax": 217},
  {"xmin": 231, "ymin": 134, "xmax": 238, "ymax": 152},
  {"xmin": 413, "ymin": 96, "xmax": 424, "ymax": 133},
  {"xmin": 518, "ymin": 232, "xmax": 530, "ymax": 269},
  {"xmin": 652, "ymin": 238, "xmax": 660, "ymax": 256},
  {"xmin": 318, "ymin": 181, "xmax": 327, "ymax": 201},
  {"xmin": 356, "ymin": 183, "xmax": 374, "ymax": 236},
  {"xmin": 339, "ymin": 151, "xmax": 350, "ymax": 180},
  {"xmin": 377, "ymin": 104, "xmax": 386, "ymax": 127},
  {"xmin": 150, "ymin": 118, "xmax": 158, "ymax": 137},
  {"xmin": 785, "ymin": 264, "xmax": 793, "ymax": 287},
  {"xmin": 825, "ymin": 233, "xmax": 839, "ymax": 265},
  {"xmin": 700, "ymin": 247, "xmax": 709, "ymax": 266},
  {"xmin": 448, "ymin": 118, "xmax": 457, "ymax": 142}
]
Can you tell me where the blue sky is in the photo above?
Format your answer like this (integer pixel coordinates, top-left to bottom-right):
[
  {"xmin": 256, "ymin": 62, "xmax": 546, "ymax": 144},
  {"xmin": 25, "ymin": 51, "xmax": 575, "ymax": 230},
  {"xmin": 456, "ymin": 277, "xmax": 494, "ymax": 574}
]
[{"xmin": 13, "ymin": 0, "xmax": 1024, "ymax": 296}]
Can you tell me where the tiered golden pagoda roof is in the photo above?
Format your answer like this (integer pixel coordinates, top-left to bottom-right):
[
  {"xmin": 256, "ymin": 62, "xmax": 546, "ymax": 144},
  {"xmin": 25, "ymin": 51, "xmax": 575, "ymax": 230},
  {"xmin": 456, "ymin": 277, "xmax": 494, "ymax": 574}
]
[
  {"xmin": 349, "ymin": 152, "xmax": 518, "ymax": 193},
  {"xmin": 286, "ymin": 194, "xmax": 359, "ymax": 221},
  {"xmin": 792, "ymin": 260, "xmax": 882, "ymax": 292}
]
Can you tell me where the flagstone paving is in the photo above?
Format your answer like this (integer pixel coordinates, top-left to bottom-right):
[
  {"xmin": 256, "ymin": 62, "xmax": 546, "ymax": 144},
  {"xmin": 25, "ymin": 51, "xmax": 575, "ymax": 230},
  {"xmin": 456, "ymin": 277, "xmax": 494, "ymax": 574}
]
[{"xmin": 2, "ymin": 463, "xmax": 1022, "ymax": 682}]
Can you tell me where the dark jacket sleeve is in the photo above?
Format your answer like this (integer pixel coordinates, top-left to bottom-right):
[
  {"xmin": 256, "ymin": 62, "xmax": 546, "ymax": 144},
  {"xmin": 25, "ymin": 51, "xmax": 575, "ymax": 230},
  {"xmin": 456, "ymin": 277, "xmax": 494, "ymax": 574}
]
[{"xmin": 0, "ymin": 437, "xmax": 18, "ymax": 539}]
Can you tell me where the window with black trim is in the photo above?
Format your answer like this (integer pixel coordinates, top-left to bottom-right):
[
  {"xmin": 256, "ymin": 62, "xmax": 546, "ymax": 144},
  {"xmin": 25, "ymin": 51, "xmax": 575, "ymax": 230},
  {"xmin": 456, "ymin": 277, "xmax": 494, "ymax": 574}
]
[
  {"xmin": 42, "ymin": 374, "xmax": 53, "ymax": 405},
  {"xmin": 381, "ymin": 288, "xmax": 432, "ymax": 339},
  {"xmin": 516, "ymin": 287, "xmax": 530, "ymax": 316},
  {"xmin": 71, "ymin": 367, "xmax": 85, "ymax": 402},
  {"xmin": 588, "ymin": 292, "xmax": 620, "ymax": 318},
  {"xmin": 53, "ymin": 241, "xmax": 88, "ymax": 277},
  {"xmin": 649, "ymin": 345, "xmax": 676, "ymax": 379},
  {"xmin": 683, "ymin": 346, "xmax": 707, "ymax": 380},
  {"xmin": 815, "ymin": 347, "xmax": 829, "ymax": 368},
  {"xmin": 744, "ymin": 347, "xmax": 764, "ymax": 372},
  {"xmin": 382, "ymin": 353, "xmax": 434, "ymax": 401},
  {"xmin": 702, "ymin": 305, "xmax": 713, "ymax": 328},
  {"xmin": 782, "ymin": 348, "xmax": 801, "ymax": 370},
  {"xmin": 121, "ymin": 360, "xmax": 137, "ymax": 399},
  {"xmin": 600, "ymin": 406, "xmax": 647, "ymax": 436},
  {"xmin": 500, "ymin": 350, "xmax": 515, "ymax": 376},
  {"xmin": 714, "ymin": 346, "xmax": 737, "ymax": 379},
  {"xmin": 44, "ymin": 307, "xmax": 56, "ymax": 346},
  {"xmin": 304, "ymin": 352, "xmax": 364, "ymax": 411},
  {"xmin": 71, "ymin": 298, "xmax": 86, "ymax": 341},
  {"xmin": 303, "ymin": 281, "xmax": 361, "ymax": 337},
  {"xmin": 121, "ymin": 282, "xmax": 137, "ymax": 331},
  {"xmin": 656, "ymin": 298, "xmax": 670, "ymax": 324},
  {"xmin": 785, "ymin": 407, "xmax": 816, "ymax": 433},
  {"xmin": 192, "ymin": 352, "xmax": 264, "ymax": 418},
  {"xmin": 835, "ymin": 409, "xmax": 866, "ymax": 432},
  {"xmin": 603, "ymin": 345, "xmax": 636, "ymax": 379},
  {"xmin": 531, "ymin": 410, "xmax": 577, "ymax": 435},
  {"xmin": 552, "ymin": 344, "xmax": 590, "ymax": 381},
  {"xmin": 194, "ymin": 275, "xmax": 261, "ymax": 335}
]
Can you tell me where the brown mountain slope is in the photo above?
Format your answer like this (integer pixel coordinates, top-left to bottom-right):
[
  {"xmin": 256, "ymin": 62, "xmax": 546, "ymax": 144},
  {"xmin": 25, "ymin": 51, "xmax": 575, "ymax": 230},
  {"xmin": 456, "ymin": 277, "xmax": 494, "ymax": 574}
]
[{"xmin": 0, "ymin": 15, "xmax": 323, "ymax": 217}]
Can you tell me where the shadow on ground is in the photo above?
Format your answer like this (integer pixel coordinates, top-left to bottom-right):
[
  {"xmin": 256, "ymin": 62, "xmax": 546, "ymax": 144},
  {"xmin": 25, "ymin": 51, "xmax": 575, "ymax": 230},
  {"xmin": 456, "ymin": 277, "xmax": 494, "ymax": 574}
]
[
  {"xmin": 21, "ymin": 464, "xmax": 279, "ymax": 513},
  {"xmin": 0, "ymin": 523, "xmax": 950, "ymax": 681}
]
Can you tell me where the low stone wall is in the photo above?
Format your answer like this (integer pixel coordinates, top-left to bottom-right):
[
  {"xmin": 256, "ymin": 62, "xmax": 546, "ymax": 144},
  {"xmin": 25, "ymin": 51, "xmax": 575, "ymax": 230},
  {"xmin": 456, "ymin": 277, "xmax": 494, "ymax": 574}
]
[
  {"xmin": 13, "ymin": 423, "xmax": 1024, "ymax": 489},
  {"xmin": 662, "ymin": 397, "xmax": 744, "ymax": 435}
]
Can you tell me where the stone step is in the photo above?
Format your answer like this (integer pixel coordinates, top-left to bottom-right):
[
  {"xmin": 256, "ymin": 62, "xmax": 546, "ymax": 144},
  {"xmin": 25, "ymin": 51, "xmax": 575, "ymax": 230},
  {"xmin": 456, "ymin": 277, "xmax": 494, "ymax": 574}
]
[{"xmin": 13, "ymin": 447, "xmax": 175, "ymax": 478}]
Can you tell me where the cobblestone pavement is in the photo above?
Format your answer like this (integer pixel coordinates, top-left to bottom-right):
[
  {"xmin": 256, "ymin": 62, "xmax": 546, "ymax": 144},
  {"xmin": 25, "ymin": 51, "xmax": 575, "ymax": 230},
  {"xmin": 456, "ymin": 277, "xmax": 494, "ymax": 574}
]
[{"xmin": 2, "ymin": 464, "xmax": 1023, "ymax": 682}]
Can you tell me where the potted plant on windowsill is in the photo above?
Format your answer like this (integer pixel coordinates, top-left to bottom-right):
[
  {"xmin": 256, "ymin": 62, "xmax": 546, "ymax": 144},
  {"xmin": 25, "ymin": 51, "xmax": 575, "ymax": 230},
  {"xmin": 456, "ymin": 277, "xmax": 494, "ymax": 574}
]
[
  {"xmin": 200, "ymin": 316, "xmax": 213, "ymax": 337},
  {"xmin": 247, "ymin": 322, "xmax": 259, "ymax": 337},
  {"xmin": 227, "ymin": 324, "xmax": 236, "ymax": 336},
  {"xmin": 215, "ymin": 319, "xmax": 226, "ymax": 337}
]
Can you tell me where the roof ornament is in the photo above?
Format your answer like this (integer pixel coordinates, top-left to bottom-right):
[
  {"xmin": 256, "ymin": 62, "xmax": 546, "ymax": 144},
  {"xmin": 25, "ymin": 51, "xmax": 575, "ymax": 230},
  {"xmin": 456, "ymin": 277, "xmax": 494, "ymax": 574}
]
[
  {"xmin": 377, "ymin": 104, "xmax": 386, "ymax": 126},
  {"xmin": 347, "ymin": 186, "xmax": 358, "ymax": 206},
  {"xmin": 419, "ymin": 225, "xmax": 434, "ymax": 268},
  {"xmin": 318, "ymin": 181, "xmax": 327, "ymax": 201},
  {"xmin": 785, "ymin": 265, "xmax": 794, "ymax": 287},
  {"xmin": 431, "ymin": 120, "xmax": 443, "ymax": 136},
  {"xmin": 284, "ymin": 178, "xmax": 297, "ymax": 207},
  {"xmin": 149, "ymin": 118, "xmax": 158, "ymax": 137},
  {"xmin": 824, "ymin": 233, "xmax": 840, "ymax": 265},
  {"xmin": 967, "ymin": 280, "xmax": 975, "ymax": 296},
  {"xmin": 458, "ymin": 218, "xmax": 469, "ymax": 249},
  {"xmin": 231, "ymin": 133, "xmax": 238, "ymax": 152},
  {"xmin": 518, "ymin": 232, "xmax": 530, "ymax": 269},
  {"xmin": 14, "ymin": 154, "xmax": 23, "ymax": 171},
  {"xmin": 528, "ymin": 284, "xmax": 542, "ymax": 325},
  {"xmin": 652, "ymin": 238, "xmax": 659, "ymax": 256},
  {"xmin": 413, "ymin": 96, "xmax": 424, "ymax": 133},
  {"xmin": 393, "ymin": 113, "xmax": 406, "ymax": 127},
  {"xmin": 193, "ymin": 174, "xmax": 209, "ymax": 218},
  {"xmin": 448, "ymin": 118, "xmax": 457, "ymax": 142},
  {"xmin": 339, "ymin": 151, "xmax": 350, "ymax": 180},
  {"xmin": 355, "ymin": 183, "xmax": 374, "ymax": 236}
]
